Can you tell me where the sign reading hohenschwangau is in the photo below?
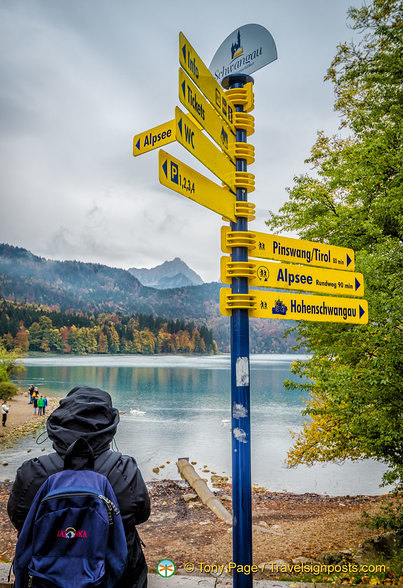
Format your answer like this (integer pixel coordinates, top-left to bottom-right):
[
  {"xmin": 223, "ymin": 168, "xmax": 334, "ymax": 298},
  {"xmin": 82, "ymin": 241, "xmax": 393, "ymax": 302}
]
[
  {"xmin": 220, "ymin": 289, "xmax": 368, "ymax": 325},
  {"xmin": 210, "ymin": 24, "xmax": 277, "ymax": 83},
  {"xmin": 220, "ymin": 257, "xmax": 365, "ymax": 297},
  {"xmin": 221, "ymin": 227, "xmax": 355, "ymax": 272},
  {"xmin": 133, "ymin": 120, "xmax": 175, "ymax": 156}
]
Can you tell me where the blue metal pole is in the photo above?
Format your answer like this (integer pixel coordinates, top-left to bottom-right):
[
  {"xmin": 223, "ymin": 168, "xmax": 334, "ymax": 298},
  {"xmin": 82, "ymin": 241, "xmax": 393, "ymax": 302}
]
[{"xmin": 224, "ymin": 74, "xmax": 254, "ymax": 588}]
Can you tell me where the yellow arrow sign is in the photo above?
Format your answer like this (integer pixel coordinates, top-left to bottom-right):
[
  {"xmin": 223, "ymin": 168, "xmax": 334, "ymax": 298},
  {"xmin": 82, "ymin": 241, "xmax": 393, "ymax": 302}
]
[
  {"xmin": 179, "ymin": 32, "xmax": 235, "ymax": 133},
  {"xmin": 221, "ymin": 226, "xmax": 355, "ymax": 271},
  {"xmin": 220, "ymin": 257, "xmax": 364, "ymax": 297},
  {"xmin": 133, "ymin": 120, "xmax": 175, "ymax": 157},
  {"xmin": 175, "ymin": 107, "xmax": 235, "ymax": 190},
  {"xmin": 179, "ymin": 69, "xmax": 235, "ymax": 161},
  {"xmin": 159, "ymin": 150, "xmax": 236, "ymax": 221},
  {"xmin": 220, "ymin": 289, "xmax": 368, "ymax": 324}
]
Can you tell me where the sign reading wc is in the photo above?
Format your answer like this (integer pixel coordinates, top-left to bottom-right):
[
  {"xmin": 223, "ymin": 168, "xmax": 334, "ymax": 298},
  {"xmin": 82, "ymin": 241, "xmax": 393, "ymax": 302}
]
[{"xmin": 209, "ymin": 24, "xmax": 277, "ymax": 82}]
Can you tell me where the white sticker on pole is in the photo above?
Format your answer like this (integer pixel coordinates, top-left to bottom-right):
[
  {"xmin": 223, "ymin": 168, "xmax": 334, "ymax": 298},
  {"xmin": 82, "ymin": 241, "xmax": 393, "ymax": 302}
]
[{"xmin": 236, "ymin": 357, "xmax": 249, "ymax": 387}]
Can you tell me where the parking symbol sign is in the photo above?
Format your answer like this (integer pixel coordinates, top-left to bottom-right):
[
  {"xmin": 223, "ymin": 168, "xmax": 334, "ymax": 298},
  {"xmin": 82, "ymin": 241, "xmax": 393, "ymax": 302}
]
[{"xmin": 170, "ymin": 162, "xmax": 179, "ymax": 184}]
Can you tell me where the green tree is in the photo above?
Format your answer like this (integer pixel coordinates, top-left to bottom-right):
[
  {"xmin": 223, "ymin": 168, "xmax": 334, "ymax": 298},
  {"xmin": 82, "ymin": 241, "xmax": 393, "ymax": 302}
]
[
  {"xmin": 0, "ymin": 344, "xmax": 25, "ymax": 383},
  {"xmin": 267, "ymin": 0, "xmax": 402, "ymax": 490}
]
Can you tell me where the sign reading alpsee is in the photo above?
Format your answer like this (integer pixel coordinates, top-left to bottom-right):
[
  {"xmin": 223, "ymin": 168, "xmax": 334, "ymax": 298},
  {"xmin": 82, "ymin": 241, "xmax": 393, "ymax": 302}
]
[
  {"xmin": 210, "ymin": 24, "xmax": 277, "ymax": 82},
  {"xmin": 220, "ymin": 256, "xmax": 364, "ymax": 297}
]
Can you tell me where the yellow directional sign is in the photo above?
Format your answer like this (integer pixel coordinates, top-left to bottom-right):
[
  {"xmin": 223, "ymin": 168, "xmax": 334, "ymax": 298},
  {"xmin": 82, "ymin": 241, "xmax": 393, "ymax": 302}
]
[
  {"xmin": 175, "ymin": 108, "xmax": 235, "ymax": 190},
  {"xmin": 159, "ymin": 150, "xmax": 236, "ymax": 222},
  {"xmin": 220, "ymin": 257, "xmax": 364, "ymax": 297},
  {"xmin": 220, "ymin": 289, "xmax": 368, "ymax": 324},
  {"xmin": 179, "ymin": 32, "xmax": 235, "ymax": 133},
  {"xmin": 221, "ymin": 226, "xmax": 355, "ymax": 272},
  {"xmin": 179, "ymin": 69, "xmax": 235, "ymax": 161},
  {"xmin": 133, "ymin": 120, "xmax": 175, "ymax": 157}
]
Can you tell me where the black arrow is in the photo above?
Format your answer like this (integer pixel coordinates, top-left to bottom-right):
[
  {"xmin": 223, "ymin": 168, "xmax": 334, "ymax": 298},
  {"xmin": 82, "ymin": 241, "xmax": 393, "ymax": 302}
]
[
  {"xmin": 359, "ymin": 305, "xmax": 365, "ymax": 319},
  {"xmin": 135, "ymin": 138, "xmax": 140, "ymax": 150},
  {"xmin": 181, "ymin": 80, "xmax": 186, "ymax": 99},
  {"xmin": 182, "ymin": 43, "xmax": 186, "ymax": 63},
  {"xmin": 178, "ymin": 118, "xmax": 183, "ymax": 136},
  {"xmin": 355, "ymin": 278, "xmax": 361, "ymax": 291},
  {"xmin": 162, "ymin": 159, "xmax": 168, "ymax": 178},
  {"xmin": 347, "ymin": 254, "xmax": 352, "ymax": 267}
]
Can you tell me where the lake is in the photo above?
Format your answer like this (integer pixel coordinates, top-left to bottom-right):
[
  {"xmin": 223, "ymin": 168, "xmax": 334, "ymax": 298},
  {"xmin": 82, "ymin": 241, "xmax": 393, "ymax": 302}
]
[{"xmin": 3, "ymin": 354, "xmax": 389, "ymax": 495}]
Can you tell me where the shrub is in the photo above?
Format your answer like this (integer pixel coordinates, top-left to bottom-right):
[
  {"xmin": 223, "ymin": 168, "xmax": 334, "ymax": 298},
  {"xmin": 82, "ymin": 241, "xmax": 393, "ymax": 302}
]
[{"xmin": 0, "ymin": 381, "xmax": 19, "ymax": 400}]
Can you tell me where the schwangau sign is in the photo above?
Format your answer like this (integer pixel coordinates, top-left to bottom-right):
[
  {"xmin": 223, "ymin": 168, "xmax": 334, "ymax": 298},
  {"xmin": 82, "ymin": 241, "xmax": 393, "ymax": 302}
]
[{"xmin": 209, "ymin": 23, "xmax": 278, "ymax": 82}]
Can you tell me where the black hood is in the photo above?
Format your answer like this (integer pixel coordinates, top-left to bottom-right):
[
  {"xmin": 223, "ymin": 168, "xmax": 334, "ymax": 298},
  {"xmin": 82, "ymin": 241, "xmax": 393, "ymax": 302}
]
[{"xmin": 47, "ymin": 386, "xmax": 120, "ymax": 457}]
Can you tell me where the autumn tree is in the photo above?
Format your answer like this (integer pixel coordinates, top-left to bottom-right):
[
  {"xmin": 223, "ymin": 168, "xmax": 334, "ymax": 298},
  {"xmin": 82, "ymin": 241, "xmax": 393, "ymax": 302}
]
[{"xmin": 267, "ymin": 0, "xmax": 402, "ymax": 490}]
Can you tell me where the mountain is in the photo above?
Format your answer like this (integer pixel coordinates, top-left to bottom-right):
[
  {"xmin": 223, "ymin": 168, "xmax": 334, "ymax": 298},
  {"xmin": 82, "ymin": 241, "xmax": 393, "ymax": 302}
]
[
  {"xmin": 128, "ymin": 257, "xmax": 204, "ymax": 289},
  {"xmin": 0, "ymin": 243, "xmax": 299, "ymax": 353}
]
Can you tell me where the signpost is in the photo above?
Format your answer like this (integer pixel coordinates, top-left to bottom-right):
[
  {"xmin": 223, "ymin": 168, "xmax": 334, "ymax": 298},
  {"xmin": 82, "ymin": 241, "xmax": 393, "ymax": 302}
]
[
  {"xmin": 158, "ymin": 149, "xmax": 237, "ymax": 222},
  {"xmin": 221, "ymin": 256, "xmax": 365, "ymax": 297},
  {"xmin": 175, "ymin": 107, "xmax": 235, "ymax": 190},
  {"xmin": 132, "ymin": 27, "xmax": 368, "ymax": 588}
]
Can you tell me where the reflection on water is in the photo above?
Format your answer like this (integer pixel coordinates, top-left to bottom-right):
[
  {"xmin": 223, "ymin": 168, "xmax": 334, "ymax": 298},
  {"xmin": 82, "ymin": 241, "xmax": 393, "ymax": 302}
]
[{"xmin": 6, "ymin": 354, "xmax": 389, "ymax": 495}]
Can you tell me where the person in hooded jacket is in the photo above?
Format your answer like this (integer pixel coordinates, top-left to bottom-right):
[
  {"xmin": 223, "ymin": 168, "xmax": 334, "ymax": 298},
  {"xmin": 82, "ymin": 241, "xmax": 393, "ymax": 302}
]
[{"xmin": 7, "ymin": 386, "xmax": 150, "ymax": 588}]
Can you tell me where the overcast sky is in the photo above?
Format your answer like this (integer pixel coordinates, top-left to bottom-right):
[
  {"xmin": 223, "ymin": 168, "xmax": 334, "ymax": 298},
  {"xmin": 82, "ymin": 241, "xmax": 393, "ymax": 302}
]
[{"xmin": 0, "ymin": 0, "xmax": 363, "ymax": 282}]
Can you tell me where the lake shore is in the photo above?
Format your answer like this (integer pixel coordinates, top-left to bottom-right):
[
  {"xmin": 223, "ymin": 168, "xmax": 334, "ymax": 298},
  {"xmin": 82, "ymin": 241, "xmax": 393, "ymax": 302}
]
[
  {"xmin": 0, "ymin": 390, "xmax": 59, "ymax": 451},
  {"xmin": 0, "ymin": 392, "xmax": 400, "ymax": 584}
]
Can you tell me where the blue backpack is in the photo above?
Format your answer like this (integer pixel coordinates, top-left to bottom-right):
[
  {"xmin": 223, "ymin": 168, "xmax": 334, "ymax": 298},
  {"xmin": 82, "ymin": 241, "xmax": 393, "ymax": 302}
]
[{"xmin": 13, "ymin": 440, "xmax": 128, "ymax": 588}]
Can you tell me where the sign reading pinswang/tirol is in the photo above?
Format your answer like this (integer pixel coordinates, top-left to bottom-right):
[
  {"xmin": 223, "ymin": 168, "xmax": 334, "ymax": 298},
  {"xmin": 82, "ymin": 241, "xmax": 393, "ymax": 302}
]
[
  {"xmin": 221, "ymin": 257, "xmax": 364, "ymax": 297},
  {"xmin": 175, "ymin": 107, "xmax": 235, "ymax": 190},
  {"xmin": 179, "ymin": 69, "xmax": 235, "ymax": 161},
  {"xmin": 220, "ymin": 289, "xmax": 368, "ymax": 325},
  {"xmin": 179, "ymin": 32, "xmax": 235, "ymax": 133},
  {"xmin": 221, "ymin": 226, "xmax": 355, "ymax": 272},
  {"xmin": 159, "ymin": 150, "xmax": 237, "ymax": 222},
  {"xmin": 133, "ymin": 120, "xmax": 175, "ymax": 156}
]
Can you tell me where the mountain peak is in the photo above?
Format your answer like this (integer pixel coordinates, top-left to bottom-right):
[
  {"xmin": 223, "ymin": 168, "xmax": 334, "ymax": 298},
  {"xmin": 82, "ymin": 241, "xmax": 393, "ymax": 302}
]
[{"xmin": 128, "ymin": 258, "xmax": 203, "ymax": 289}]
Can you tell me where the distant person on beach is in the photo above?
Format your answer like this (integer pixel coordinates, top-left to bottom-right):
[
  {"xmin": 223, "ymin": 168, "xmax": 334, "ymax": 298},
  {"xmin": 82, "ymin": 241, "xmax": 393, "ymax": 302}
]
[
  {"xmin": 33, "ymin": 395, "xmax": 38, "ymax": 415},
  {"xmin": 28, "ymin": 385, "xmax": 34, "ymax": 404},
  {"xmin": 43, "ymin": 396, "xmax": 48, "ymax": 414},
  {"xmin": 8, "ymin": 385, "xmax": 150, "ymax": 588},
  {"xmin": 1, "ymin": 400, "xmax": 9, "ymax": 427},
  {"xmin": 37, "ymin": 395, "xmax": 44, "ymax": 416}
]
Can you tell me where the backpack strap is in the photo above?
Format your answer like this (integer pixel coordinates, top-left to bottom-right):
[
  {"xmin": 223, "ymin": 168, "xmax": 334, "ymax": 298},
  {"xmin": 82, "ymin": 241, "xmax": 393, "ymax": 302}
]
[
  {"xmin": 38, "ymin": 447, "xmax": 121, "ymax": 477},
  {"xmin": 38, "ymin": 452, "xmax": 64, "ymax": 475},
  {"xmin": 94, "ymin": 450, "xmax": 122, "ymax": 478}
]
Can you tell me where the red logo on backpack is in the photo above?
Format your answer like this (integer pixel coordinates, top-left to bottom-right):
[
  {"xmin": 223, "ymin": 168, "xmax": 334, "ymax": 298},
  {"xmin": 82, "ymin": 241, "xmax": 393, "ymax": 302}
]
[{"xmin": 57, "ymin": 527, "xmax": 88, "ymax": 539}]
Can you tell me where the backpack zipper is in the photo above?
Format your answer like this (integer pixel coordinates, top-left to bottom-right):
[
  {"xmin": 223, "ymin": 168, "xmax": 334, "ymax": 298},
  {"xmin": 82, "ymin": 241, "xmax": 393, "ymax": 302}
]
[{"xmin": 41, "ymin": 492, "xmax": 120, "ymax": 525}]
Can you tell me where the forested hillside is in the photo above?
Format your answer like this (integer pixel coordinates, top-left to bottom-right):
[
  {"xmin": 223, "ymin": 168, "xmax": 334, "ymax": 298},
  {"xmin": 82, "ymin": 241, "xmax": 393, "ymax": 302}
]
[
  {"xmin": 0, "ymin": 299, "xmax": 217, "ymax": 355},
  {"xmin": 0, "ymin": 243, "xmax": 298, "ymax": 353}
]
